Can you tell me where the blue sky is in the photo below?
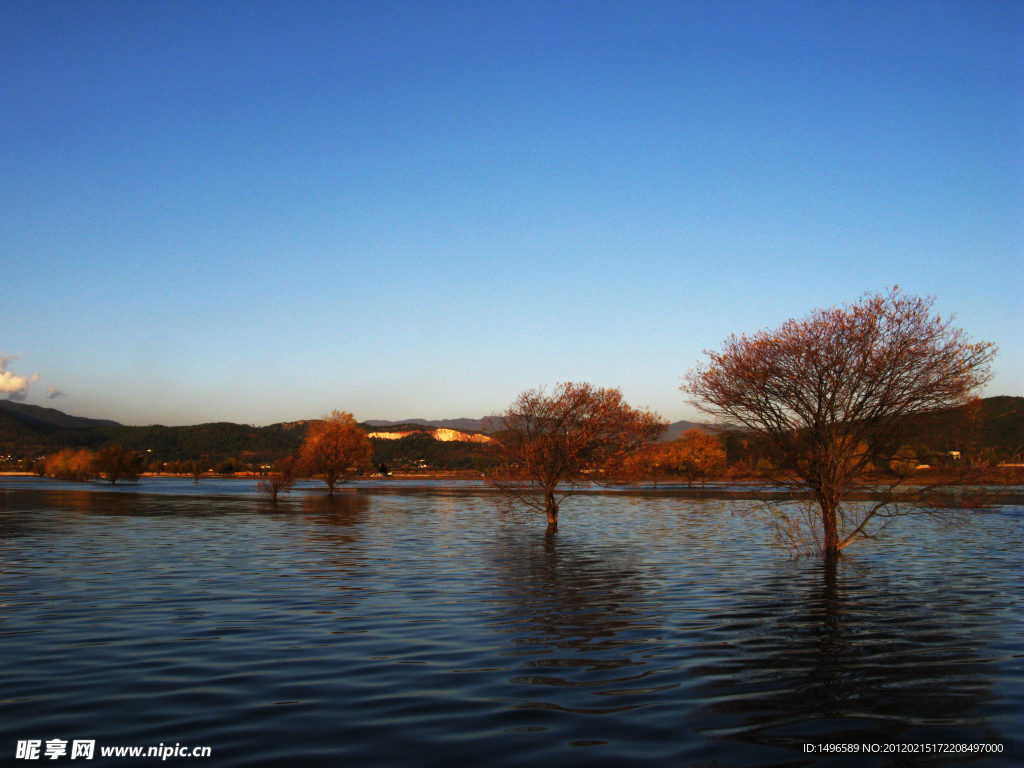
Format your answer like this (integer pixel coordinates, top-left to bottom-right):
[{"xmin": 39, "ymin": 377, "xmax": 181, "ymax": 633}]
[{"xmin": 2, "ymin": 0, "xmax": 1021, "ymax": 426}]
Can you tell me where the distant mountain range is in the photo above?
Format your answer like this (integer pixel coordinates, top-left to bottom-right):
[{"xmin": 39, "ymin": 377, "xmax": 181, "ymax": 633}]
[
  {"xmin": 365, "ymin": 418, "xmax": 488, "ymax": 432},
  {"xmin": 0, "ymin": 402, "xmax": 705, "ymax": 439}
]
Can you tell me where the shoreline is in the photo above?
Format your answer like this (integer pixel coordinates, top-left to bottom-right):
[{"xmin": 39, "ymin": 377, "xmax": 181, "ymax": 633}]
[
  {"xmin": 3, "ymin": 474, "xmax": 1023, "ymax": 506},
  {"xmin": 6, "ymin": 463, "xmax": 1024, "ymax": 485}
]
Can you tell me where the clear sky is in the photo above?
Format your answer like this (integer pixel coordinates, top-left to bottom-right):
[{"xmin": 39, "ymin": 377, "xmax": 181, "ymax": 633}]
[{"xmin": 2, "ymin": 0, "xmax": 1021, "ymax": 426}]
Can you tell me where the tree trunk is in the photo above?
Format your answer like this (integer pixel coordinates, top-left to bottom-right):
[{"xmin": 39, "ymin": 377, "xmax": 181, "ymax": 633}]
[
  {"xmin": 819, "ymin": 494, "xmax": 840, "ymax": 558},
  {"xmin": 545, "ymin": 488, "xmax": 558, "ymax": 528}
]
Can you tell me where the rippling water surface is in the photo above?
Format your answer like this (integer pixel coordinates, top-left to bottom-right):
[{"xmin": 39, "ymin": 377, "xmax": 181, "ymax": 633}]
[{"xmin": 1, "ymin": 479, "xmax": 1021, "ymax": 766}]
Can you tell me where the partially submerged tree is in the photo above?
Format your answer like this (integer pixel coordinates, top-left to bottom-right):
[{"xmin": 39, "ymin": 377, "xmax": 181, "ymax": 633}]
[
  {"xmin": 93, "ymin": 445, "xmax": 145, "ymax": 484},
  {"xmin": 298, "ymin": 410, "xmax": 373, "ymax": 495},
  {"xmin": 490, "ymin": 383, "xmax": 667, "ymax": 528},
  {"xmin": 683, "ymin": 289, "xmax": 996, "ymax": 558},
  {"xmin": 257, "ymin": 456, "xmax": 295, "ymax": 503}
]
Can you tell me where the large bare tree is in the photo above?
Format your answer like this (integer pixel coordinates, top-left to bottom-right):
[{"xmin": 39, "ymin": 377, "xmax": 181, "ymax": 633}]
[
  {"xmin": 490, "ymin": 383, "xmax": 667, "ymax": 528},
  {"xmin": 298, "ymin": 411, "xmax": 373, "ymax": 495},
  {"xmin": 683, "ymin": 289, "xmax": 996, "ymax": 558}
]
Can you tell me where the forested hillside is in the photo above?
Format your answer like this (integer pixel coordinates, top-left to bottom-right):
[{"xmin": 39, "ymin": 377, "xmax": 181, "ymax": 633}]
[{"xmin": 0, "ymin": 416, "xmax": 310, "ymax": 464}]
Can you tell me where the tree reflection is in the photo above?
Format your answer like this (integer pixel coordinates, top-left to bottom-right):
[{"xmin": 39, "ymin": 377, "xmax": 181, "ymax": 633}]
[
  {"xmin": 688, "ymin": 556, "xmax": 999, "ymax": 751},
  {"xmin": 298, "ymin": 492, "xmax": 368, "ymax": 551},
  {"xmin": 489, "ymin": 528, "xmax": 675, "ymax": 716}
]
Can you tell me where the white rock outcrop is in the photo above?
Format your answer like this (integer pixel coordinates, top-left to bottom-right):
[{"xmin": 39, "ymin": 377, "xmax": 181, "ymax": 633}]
[
  {"xmin": 367, "ymin": 429, "xmax": 491, "ymax": 443},
  {"xmin": 367, "ymin": 431, "xmax": 412, "ymax": 440},
  {"xmin": 433, "ymin": 428, "xmax": 492, "ymax": 443}
]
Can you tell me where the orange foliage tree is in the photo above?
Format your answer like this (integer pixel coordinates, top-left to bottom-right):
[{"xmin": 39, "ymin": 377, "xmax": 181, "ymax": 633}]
[
  {"xmin": 683, "ymin": 289, "xmax": 996, "ymax": 558},
  {"xmin": 667, "ymin": 429, "xmax": 727, "ymax": 487},
  {"xmin": 614, "ymin": 444, "xmax": 668, "ymax": 486},
  {"xmin": 43, "ymin": 448, "xmax": 96, "ymax": 482},
  {"xmin": 490, "ymin": 383, "xmax": 667, "ymax": 528},
  {"xmin": 613, "ymin": 431, "xmax": 726, "ymax": 488},
  {"xmin": 298, "ymin": 411, "xmax": 373, "ymax": 495}
]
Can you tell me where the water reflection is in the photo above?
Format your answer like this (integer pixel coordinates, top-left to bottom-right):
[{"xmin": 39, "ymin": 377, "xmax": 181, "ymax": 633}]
[
  {"xmin": 0, "ymin": 487, "xmax": 261, "ymax": 520},
  {"xmin": 689, "ymin": 556, "xmax": 998, "ymax": 750},
  {"xmin": 0, "ymin": 486, "xmax": 1018, "ymax": 767}
]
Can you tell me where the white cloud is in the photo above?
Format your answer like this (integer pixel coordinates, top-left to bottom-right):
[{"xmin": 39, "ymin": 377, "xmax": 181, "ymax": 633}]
[
  {"xmin": 0, "ymin": 354, "xmax": 40, "ymax": 399},
  {"xmin": 47, "ymin": 385, "xmax": 66, "ymax": 399}
]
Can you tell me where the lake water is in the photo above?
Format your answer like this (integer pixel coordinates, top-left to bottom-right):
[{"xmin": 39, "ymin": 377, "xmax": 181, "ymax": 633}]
[{"xmin": 1, "ymin": 478, "xmax": 1021, "ymax": 766}]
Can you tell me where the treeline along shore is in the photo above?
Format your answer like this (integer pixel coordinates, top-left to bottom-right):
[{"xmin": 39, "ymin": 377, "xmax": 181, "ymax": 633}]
[{"xmin": 2, "ymin": 396, "xmax": 1022, "ymax": 481}]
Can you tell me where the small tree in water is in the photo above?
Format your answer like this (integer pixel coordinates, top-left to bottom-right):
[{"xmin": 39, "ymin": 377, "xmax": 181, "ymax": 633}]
[
  {"xmin": 683, "ymin": 289, "xmax": 996, "ymax": 559},
  {"xmin": 93, "ymin": 445, "xmax": 145, "ymax": 484},
  {"xmin": 257, "ymin": 456, "xmax": 295, "ymax": 503},
  {"xmin": 490, "ymin": 383, "xmax": 667, "ymax": 529}
]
